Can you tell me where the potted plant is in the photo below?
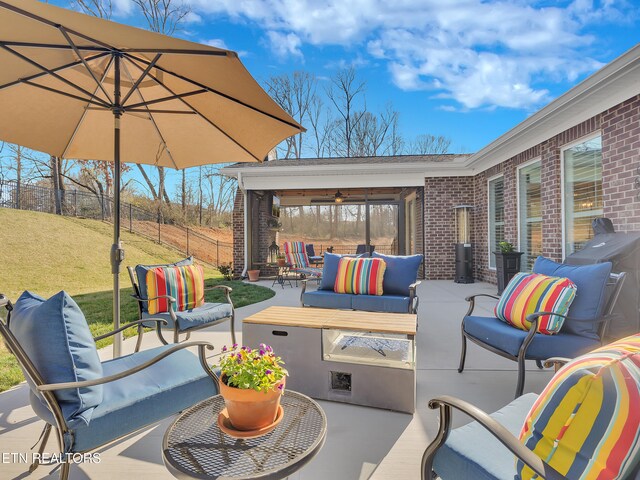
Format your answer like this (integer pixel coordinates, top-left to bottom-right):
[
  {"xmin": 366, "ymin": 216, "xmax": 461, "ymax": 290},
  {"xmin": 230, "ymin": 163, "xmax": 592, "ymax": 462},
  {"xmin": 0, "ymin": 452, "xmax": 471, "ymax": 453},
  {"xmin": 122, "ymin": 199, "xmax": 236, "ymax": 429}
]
[
  {"xmin": 276, "ymin": 254, "xmax": 286, "ymax": 267},
  {"xmin": 493, "ymin": 241, "xmax": 523, "ymax": 294},
  {"xmin": 216, "ymin": 343, "xmax": 288, "ymax": 431},
  {"xmin": 266, "ymin": 218, "xmax": 282, "ymax": 232},
  {"xmin": 247, "ymin": 265, "xmax": 260, "ymax": 282}
]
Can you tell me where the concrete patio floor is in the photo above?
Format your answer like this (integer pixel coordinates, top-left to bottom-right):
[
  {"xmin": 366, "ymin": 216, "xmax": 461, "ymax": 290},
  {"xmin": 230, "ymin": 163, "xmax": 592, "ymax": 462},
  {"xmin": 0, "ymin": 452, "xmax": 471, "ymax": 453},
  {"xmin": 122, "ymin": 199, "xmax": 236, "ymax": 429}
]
[{"xmin": 0, "ymin": 280, "xmax": 555, "ymax": 479}]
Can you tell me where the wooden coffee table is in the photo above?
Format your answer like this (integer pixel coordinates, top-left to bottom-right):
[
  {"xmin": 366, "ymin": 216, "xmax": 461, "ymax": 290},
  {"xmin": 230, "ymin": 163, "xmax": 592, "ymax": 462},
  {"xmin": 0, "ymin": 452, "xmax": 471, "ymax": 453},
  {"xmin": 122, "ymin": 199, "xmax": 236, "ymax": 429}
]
[{"xmin": 243, "ymin": 306, "xmax": 417, "ymax": 413}]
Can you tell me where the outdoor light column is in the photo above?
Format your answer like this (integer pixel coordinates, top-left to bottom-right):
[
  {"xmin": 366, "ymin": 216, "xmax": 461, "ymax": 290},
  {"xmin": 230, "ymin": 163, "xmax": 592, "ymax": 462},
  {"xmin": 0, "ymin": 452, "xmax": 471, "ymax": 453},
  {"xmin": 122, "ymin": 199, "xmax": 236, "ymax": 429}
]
[{"xmin": 111, "ymin": 53, "xmax": 124, "ymax": 357}]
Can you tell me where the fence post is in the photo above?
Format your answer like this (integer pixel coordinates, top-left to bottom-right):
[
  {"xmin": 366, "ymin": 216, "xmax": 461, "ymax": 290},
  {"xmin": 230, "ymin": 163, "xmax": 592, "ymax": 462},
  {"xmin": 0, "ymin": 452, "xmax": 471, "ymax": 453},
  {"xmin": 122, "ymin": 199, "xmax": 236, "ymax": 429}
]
[
  {"xmin": 186, "ymin": 228, "xmax": 189, "ymax": 255},
  {"xmin": 129, "ymin": 204, "xmax": 133, "ymax": 233},
  {"xmin": 216, "ymin": 239, "xmax": 219, "ymax": 266}
]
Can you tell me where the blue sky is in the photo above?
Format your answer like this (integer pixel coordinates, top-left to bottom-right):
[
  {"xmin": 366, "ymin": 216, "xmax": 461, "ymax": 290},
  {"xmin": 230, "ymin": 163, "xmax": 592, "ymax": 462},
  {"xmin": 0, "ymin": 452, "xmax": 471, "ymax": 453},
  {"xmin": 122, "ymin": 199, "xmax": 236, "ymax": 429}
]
[{"xmin": 49, "ymin": 0, "xmax": 640, "ymax": 195}]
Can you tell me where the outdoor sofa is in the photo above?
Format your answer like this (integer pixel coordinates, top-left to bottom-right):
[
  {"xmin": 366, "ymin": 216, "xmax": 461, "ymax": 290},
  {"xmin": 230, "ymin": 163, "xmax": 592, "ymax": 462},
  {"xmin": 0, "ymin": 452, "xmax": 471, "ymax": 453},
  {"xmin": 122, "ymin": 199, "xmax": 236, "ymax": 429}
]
[{"xmin": 301, "ymin": 252, "xmax": 422, "ymax": 314}]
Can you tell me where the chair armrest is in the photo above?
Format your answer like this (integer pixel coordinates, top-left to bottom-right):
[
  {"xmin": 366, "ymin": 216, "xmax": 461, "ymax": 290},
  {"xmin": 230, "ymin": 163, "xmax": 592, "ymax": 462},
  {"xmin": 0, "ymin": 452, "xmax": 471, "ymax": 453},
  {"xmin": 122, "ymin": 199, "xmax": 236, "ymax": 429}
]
[
  {"xmin": 464, "ymin": 294, "xmax": 500, "ymax": 317},
  {"xmin": 93, "ymin": 319, "xmax": 168, "ymax": 342},
  {"xmin": 204, "ymin": 285, "xmax": 233, "ymax": 294},
  {"xmin": 409, "ymin": 281, "xmax": 421, "ymax": 314},
  {"xmin": 423, "ymin": 395, "xmax": 564, "ymax": 480},
  {"xmin": 37, "ymin": 341, "xmax": 216, "ymax": 391}
]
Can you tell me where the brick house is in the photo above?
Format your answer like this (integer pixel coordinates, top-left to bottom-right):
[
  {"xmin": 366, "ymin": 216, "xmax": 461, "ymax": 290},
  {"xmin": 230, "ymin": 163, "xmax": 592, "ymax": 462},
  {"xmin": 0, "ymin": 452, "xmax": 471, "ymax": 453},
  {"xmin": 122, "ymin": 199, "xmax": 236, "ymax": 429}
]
[{"xmin": 222, "ymin": 44, "xmax": 640, "ymax": 283}]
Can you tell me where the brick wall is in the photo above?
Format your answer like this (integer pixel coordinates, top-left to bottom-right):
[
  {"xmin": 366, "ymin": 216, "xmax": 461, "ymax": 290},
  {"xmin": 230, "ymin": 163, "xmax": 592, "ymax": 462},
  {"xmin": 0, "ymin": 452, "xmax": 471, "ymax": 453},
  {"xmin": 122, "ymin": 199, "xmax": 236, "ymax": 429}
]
[
  {"xmin": 232, "ymin": 188, "xmax": 244, "ymax": 277},
  {"xmin": 424, "ymin": 177, "xmax": 474, "ymax": 279}
]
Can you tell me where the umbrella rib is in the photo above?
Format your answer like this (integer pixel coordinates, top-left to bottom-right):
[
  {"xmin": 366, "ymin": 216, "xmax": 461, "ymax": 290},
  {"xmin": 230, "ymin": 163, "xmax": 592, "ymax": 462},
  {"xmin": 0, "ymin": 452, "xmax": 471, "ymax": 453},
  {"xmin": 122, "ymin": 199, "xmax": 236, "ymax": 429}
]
[
  {"xmin": 0, "ymin": 41, "xmax": 108, "ymax": 52},
  {"xmin": 123, "ymin": 52, "xmax": 303, "ymax": 132},
  {"xmin": 120, "ymin": 53, "xmax": 162, "ymax": 106},
  {"xmin": 22, "ymin": 79, "xmax": 110, "ymax": 108},
  {"xmin": 120, "ymin": 60, "xmax": 179, "ymax": 169},
  {"xmin": 0, "ymin": 50, "xmax": 110, "ymax": 92},
  {"xmin": 126, "ymin": 109, "xmax": 196, "ymax": 114},
  {"xmin": 58, "ymin": 26, "xmax": 112, "ymax": 104},
  {"xmin": 125, "ymin": 89, "xmax": 207, "ymax": 110},
  {"xmin": 127, "ymin": 57, "xmax": 263, "ymax": 162},
  {"xmin": 61, "ymin": 55, "xmax": 115, "ymax": 159},
  {"xmin": 120, "ymin": 48, "xmax": 230, "ymax": 56},
  {"xmin": 0, "ymin": 44, "xmax": 111, "ymax": 109}
]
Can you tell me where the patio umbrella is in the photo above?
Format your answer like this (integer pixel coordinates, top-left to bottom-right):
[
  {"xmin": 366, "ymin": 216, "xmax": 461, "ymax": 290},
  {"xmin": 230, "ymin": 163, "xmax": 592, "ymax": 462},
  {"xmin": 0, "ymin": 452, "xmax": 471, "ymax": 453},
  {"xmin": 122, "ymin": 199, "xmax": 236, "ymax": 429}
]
[{"xmin": 0, "ymin": 0, "xmax": 303, "ymax": 355}]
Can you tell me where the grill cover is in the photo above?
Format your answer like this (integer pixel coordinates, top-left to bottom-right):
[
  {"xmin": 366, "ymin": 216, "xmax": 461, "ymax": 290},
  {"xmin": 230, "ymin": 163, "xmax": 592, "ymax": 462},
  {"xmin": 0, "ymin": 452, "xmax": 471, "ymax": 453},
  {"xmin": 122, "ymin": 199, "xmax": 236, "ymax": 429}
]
[{"xmin": 565, "ymin": 232, "xmax": 640, "ymax": 339}]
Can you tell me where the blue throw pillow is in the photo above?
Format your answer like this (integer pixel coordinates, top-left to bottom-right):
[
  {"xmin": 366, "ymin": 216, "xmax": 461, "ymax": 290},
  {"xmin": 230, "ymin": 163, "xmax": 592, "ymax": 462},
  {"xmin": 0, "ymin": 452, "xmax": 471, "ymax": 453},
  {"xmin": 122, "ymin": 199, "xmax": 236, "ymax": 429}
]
[
  {"xmin": 135, "ymin": 256, "xmax": 193, "ymax": 311},
  {"xmin": 532, "ymin": 256, "xmax": 612, "ymax": 339},
  {"xmin": 10, "ymin": 291, "xmax": 103, "ymax": 427},
  {"xmin": 319, "ymin": 253, "xmax": 343, "ymax": 291},
  {"xmin": 372, "ymin": 252, "xmax": 423, "ymax": 296}
]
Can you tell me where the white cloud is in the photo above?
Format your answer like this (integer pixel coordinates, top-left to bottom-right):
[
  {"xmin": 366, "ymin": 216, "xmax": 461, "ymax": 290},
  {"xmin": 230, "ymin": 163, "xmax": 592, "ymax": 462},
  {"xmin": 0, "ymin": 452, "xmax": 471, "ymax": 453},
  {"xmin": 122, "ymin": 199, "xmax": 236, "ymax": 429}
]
[
  {"xmin": 179, "ymin": 0, "xmax": 633, "ymax": 109},
  {"xmin": 265, "ymin": 31, "xmax": 304, "ymax": 59},
  {"xmin": 202, "ymin": 38, "xmax": 229, "ymax": 49}
]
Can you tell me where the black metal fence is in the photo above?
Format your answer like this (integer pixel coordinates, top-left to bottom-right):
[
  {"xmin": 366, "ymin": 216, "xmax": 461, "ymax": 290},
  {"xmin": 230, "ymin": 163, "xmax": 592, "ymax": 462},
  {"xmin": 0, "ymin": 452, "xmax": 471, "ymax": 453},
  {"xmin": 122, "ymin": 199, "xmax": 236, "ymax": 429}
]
[{"xmin": 0, "ymin": 179, "xmax": 233, "ymax": 267}]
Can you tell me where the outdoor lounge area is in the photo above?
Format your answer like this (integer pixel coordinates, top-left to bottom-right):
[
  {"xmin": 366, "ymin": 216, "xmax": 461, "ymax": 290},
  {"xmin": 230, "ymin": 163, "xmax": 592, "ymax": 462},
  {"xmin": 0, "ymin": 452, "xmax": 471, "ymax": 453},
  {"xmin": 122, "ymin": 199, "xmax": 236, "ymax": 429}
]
[{"xmin": 1, "ymin": 279, "xmax": 565, "ymax": 480}]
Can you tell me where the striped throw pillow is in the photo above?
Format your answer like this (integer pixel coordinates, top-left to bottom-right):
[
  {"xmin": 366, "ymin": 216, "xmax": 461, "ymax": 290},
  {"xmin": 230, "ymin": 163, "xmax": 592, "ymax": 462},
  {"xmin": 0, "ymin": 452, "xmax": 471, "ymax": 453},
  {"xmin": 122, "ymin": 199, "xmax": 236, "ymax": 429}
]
[
  {"xmin": 146, "ymin": 264, "xmax": 205, "ymax": 314},
  {"xmin": 518, "ymin": 334, "xmax": 640, "ymax": 479},
  {"xmin": 334, "ymin": 257, "xmax": 386, "ymax": 295},
  {"xmin": 494, "ymin": 272, "xmax": 576, "ymax": 335}
]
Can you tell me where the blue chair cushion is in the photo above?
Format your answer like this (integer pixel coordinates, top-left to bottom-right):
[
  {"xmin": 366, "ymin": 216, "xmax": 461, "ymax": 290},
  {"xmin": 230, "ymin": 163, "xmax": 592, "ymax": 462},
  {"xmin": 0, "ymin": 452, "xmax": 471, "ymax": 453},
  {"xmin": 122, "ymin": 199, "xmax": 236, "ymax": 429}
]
[
  {"xmin": 11, "ymin": 291, "xmax": 103, "ymax": 428},
  {"xmin": 302, "ymin": 290, "xmax": 354, "ymax": 310},
  {"xmin": 532, "ymin": 256, "xmax": 612, "ymax": 339},
  {"xmin": 352, "ymin": 294, "xmax": 410, "ymax": 313},
  {"xmin": 463, "ymin": 316, "xmax": 600, "ymax": 359},
  {"xmin": 30, "ymin": 344, "xmax": 218, "ymax": 452},
  {"xmin": 141, "ymin": 302, "xmax": 232, "ymax": 331},
  {"xmin": 372, "ymin": 252, "xmax": 422, "ymax": 296},
  {"xmin": 319, "ymin": 253, "xmax": 343, "ymax": 290},
  {"xmin": 433, "ymin": 393, "xmax": 538, "ymax": 480},
  {"xmin": 135, "ymin": 257, "xmax": 193, "ymax": 312}
]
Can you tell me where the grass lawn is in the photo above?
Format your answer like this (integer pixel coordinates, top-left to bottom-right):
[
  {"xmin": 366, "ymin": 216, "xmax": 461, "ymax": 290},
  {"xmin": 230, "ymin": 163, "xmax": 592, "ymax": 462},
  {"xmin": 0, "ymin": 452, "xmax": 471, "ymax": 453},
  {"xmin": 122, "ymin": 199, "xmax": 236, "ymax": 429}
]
[{"xmin": 0, "ymin": 208, "xmax": 274, "ymax": 392}]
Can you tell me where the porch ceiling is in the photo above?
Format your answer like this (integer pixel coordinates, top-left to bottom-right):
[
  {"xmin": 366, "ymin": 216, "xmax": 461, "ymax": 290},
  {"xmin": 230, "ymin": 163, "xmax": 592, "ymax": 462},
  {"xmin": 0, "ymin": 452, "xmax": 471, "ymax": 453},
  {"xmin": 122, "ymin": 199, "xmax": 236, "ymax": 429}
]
[{"xmin": 276, "ymin": 187, "xmax": 408, "ymax": 205}]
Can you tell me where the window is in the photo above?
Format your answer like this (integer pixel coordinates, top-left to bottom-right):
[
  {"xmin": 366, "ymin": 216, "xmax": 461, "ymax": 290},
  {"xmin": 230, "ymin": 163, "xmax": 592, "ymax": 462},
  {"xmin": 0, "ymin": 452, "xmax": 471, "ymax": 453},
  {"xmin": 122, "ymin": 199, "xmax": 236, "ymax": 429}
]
[
  {"xmin": 563, "ymin": 136, "xmax": 603, "ymax": 256},
  {"xmin": 518, "ymin": 161, "xmax": 542, "ymax": 271},
  {"xmin": 488, "ymin": 176, "xmax": 505, "ymax": 269}
]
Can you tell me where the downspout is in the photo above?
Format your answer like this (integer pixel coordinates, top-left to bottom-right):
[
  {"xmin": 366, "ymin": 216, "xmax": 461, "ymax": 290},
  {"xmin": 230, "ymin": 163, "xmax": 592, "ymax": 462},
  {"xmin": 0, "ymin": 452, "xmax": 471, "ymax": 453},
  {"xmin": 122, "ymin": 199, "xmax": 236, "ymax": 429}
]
[{"xmin": 238, "ymin": 172, "xmax": 249, "ymax": 278}]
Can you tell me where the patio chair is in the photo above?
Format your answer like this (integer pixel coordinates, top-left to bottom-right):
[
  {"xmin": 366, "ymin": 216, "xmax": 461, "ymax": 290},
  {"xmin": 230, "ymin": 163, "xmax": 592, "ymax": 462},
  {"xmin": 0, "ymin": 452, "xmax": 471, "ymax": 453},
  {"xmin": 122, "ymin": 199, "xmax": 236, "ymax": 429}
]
[
  {"xmin": 0, "ymin": 291, "xmax": 219, "ymax": 480},
  {"xmin": 458, "ymin": 256, "xmax": 626, "ymax": 397},
  {"xmin": 282, "ymin": 241, "xmax": 322, "ymax": 285},
  {"xmin": 305, "ymin": 243, "xmax": 323, "ymax": 265},
  {"xmin": 355, "ymin": 244, "xmax": 375, "ymax": 256},
  {"xmin": 127, "ymin": 257, "xmax": 235, "ymax": 352},
  {"xmin": 422, "ymin": 334, "xmax": 640, "ymax": 479}
]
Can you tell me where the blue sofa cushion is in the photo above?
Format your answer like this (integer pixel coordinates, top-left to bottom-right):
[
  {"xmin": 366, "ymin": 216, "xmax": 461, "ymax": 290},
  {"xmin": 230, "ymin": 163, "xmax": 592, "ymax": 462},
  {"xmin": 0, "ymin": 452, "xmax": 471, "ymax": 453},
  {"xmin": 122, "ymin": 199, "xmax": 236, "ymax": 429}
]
[
  {"xmin": 141, "ymin": 302, "xmax": 232, "ymax": 331},
  {"xmin": 352, "ymin": 294, "xmax": 410, "ymax": 313},
  {"xmin": 319, "ymin": 253, "xmax": 343, "ymax": 290},
  {"xmin": 302, "ymin": 290, "xmax": 354, "ymax": 310},
  {"xmin": 11, "ymin": 291, "xmax": 103, "ymax": 428},
  {"xmin": 30, "ymin": 344, "xmax": 218, "ymax": 452},
  {"xmin": 372, "ymin": 252, "xmax": 422, "ymax": 296},
  {"xmin": 532, "ymin": 256, "xmax": 612, "ymax": 339},
  {"xmin": 463, "ymin": 316, "xmax": 600, "ymax": 359},
  {"xmin": 433, "ymin": 393, "xmax": 538, "ymax": 480},
  {"xmin": 135, "ymin": 256, "xmax": 193, "ymax": 312}
]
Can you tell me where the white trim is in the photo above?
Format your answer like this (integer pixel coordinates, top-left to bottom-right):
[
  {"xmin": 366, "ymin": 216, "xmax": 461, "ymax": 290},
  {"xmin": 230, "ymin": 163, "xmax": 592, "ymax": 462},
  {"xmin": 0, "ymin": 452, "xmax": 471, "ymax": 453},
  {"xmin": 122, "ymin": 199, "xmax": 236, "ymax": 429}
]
[
  {"xmin": 487, "ymin": 173, "xmax": 504, "ymax": 270},
  {"xmin": 242, "ymin": 193, "xmax": 248, "ymax": 278},
  {"xmin": 516, "ymin": 158, "xmax": 541, "ymax": 265}
]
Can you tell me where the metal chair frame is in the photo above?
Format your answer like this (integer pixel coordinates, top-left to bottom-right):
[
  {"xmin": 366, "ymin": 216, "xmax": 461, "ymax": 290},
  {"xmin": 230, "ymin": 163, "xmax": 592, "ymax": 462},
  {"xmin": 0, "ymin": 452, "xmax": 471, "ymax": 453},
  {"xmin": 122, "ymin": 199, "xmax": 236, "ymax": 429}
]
[
  {"xmin": 127, "ymin": 266, "xmax": 236, "ymax": 352},
  {"xmin": 458, "ymin": 272, "xmax": 626, "ymax": 398},
  {"xmin": 0, "ymin": 294, "xmax": 219, "ymax": 480}
]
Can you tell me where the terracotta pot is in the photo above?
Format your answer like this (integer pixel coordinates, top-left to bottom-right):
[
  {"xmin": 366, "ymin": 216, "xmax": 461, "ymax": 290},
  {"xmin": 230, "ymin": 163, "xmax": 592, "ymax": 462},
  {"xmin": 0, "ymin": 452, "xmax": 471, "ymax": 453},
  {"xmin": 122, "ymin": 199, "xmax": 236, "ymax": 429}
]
[
  {"xmin": 219, "ymin": 377, "xmax": 285, "ymax": 431},
  {"xmin": 277, "ymin": 258, "xmax": 286, "ymax": 267},
  {"xmin": 247, "ymin": 269, "xmax": 260, "ymax": 282}
]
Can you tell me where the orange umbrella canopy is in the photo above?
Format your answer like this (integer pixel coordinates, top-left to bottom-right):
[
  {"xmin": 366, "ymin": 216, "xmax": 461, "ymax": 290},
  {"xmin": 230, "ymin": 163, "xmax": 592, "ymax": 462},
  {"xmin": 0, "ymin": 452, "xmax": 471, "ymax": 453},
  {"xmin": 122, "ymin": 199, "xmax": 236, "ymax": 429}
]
[{"xmin": 0, "ymin": 0, "xmax": 302, "ymax": 167}]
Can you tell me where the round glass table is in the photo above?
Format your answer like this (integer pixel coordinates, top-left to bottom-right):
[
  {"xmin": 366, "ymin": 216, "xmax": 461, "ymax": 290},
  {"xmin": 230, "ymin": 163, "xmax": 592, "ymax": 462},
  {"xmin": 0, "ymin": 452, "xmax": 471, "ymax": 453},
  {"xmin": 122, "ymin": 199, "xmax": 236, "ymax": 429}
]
[{"xmin": 163, "ymin": 390, "xmax": 327, "ymax": 479}]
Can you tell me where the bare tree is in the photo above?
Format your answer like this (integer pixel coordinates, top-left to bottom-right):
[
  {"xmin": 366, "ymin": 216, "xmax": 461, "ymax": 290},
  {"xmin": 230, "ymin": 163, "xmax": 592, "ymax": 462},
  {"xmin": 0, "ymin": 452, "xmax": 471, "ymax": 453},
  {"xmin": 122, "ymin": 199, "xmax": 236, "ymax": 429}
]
[
  {"xmin": 410, "ymin": 134, "xmax": 452, "ymax": 155},
  {"xmin": 325, "ymin": 67, "xmax": 366, "ymax": 157},
  {"xmin": 73, "ymin": 0, "xmax": 112, "ymax": 19},
  {"xmin": 351, "ymin": 104, "xmax": 400, "ymax": 157},
  {"xmin": 131, "ymin": 0, "xmax": 191, "ymax": 36},
  {"xmin": 266, "ymin": 71, "xmax": 320, "ymax": 159}
]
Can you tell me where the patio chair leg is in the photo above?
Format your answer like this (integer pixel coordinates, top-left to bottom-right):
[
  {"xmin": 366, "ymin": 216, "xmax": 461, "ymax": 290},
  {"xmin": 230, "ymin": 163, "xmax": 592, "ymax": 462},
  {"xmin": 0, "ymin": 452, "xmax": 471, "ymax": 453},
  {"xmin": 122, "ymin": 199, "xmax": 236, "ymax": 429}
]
[
  {"xmin": 173, "ymin": 328, "xmax": 179, "ymax": 344},
  {"xmin": 29, "ymin": 423, "xmax": 52, "ymax": 472},
  {"xmin": 155, "ymin": 325, "xmax": 169, "ymax": 345},
  {"xmin": 516, "ymin": 354, "xmax": 526, "ymax": 398},
  {"xmin": 458, "ymin": 332, "xmax": 467, "ymax": 373},
  {"xmin": 535, "ymin": 359, "xmax": 544, "ymax": 369},
  {"xmin": 230, "ymin": 314, "xmax": 236, "ymax": 346},
  {"xmin": 134, "ymin": 324, "xmax": 144, "ymax": 353}
]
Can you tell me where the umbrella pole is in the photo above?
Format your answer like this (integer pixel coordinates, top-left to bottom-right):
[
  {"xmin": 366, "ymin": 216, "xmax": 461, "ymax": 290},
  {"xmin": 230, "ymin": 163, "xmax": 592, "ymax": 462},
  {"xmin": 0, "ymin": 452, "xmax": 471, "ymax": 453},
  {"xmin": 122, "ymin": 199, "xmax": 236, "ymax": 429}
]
[{"xmin": 111, "ymin": 54, "xmax": 123, "ymax": 357}]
